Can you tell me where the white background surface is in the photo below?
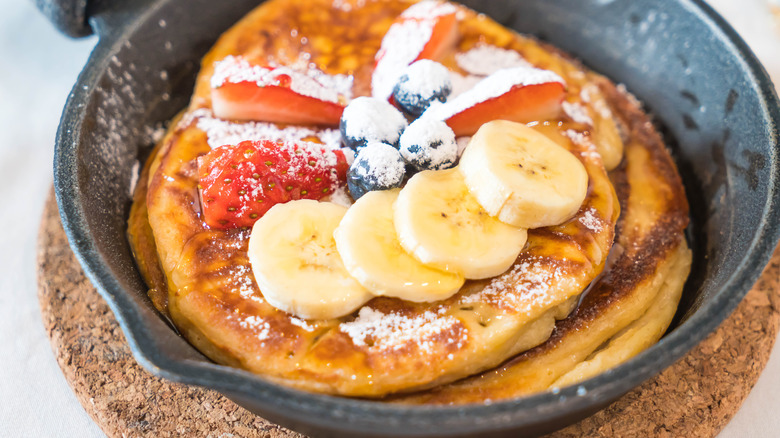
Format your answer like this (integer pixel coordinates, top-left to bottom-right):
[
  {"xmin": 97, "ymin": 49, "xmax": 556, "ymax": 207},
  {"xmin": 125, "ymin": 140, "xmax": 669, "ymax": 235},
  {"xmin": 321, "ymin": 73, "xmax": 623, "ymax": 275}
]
[{"xmin": 0, "ymin": 0, "xmax": 777, "ymax": 437}]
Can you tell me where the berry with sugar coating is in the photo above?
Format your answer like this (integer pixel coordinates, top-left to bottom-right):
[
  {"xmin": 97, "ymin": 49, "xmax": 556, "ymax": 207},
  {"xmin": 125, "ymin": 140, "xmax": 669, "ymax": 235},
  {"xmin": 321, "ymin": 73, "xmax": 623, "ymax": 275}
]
[
  {"xmin": 347, "ymin": 142, "xmax": 406, "ymax": 199},
  {"xmin": 399, "ymin": 117, "xmax": 458, "ymax": 171},
  {"xmin": 340, "ymin": 97, "xmax": 408, "ymax": 151},
  {"xmin": 392, "ymin": 60, "xmax": 452, "ymax": 117}
]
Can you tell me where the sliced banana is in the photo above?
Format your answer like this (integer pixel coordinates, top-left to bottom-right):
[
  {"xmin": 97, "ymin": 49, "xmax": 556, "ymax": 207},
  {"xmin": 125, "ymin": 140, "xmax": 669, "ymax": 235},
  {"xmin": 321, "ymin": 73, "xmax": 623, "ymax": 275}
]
[
  {"xmin": 247, "ymin": 200, "xmax": 372, "ymax": 320},
  {"xmin": 334, "ymin": 189, "xmax": 465, "ymax": 302},
  {"xmin": 394, "ymin": 168, "xmax": 528, "ymax": 280},
  {"xmin": 458, "ymin": 120, "xmax": 588, "ymax": 229}
]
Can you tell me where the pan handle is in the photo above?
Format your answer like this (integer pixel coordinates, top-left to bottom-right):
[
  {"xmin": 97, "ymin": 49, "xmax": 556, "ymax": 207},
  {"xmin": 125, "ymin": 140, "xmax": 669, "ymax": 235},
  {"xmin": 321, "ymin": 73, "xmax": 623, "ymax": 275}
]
[
  {"xmin": 34, "ymin": 0, "xmax": 93, "ymax": 38},
  {"xmin": 35, "ymin": 0, "xmax": 151, "ymax": 39}
]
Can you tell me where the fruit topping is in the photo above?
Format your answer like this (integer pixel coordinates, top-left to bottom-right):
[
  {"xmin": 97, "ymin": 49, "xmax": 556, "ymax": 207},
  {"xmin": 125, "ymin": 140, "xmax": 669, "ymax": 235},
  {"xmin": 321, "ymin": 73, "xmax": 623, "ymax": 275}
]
[
  {"xmin": 399, "ymin": 117, "xmax": 457, "ymax": 171},
  {"xmin": 247, "ymin": 200, "xmax": 373, "ymax": 320},
  {"xmin": 340, "ymin": 96, "xmax": 408, "ymax": 151},
  {"xmin": 346, "ymin": 142, "xmax": 406, "ymax": 200},
  {"xmin": 197, "ymin": 139, "xmax": 349, "ymax": 229},
  {"xmin": 394, "ymin": 168, "xmax": 528, "ymax": 280},
  {"xmin": 334, "ymin": 189, "xmax": 464, "ymax": 301},
  {"xmin": 458, "ymin": 120, "xmax": 588, "ymax": 229},
  {"xmin": 210, "ymin": 55, "xmax": 347, "ymax": 126},
  {"xmin": 392, "ymin": 60, "xmax": 452, "ymax": 117},
  {"xmin": 423, "ymin": 66, "xmax": 566, "ymax": 136},
  {"xmin": 372, "ymin": 0, "xmax": 459, "ymax": 101}
]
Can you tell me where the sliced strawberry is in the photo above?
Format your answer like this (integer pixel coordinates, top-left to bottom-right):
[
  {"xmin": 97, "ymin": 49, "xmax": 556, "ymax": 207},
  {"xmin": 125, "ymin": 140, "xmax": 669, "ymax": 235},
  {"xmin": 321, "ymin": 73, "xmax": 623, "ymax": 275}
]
[
  {"xmin": 372, "ymin": 1, "xmax": 459, "ymax": 101},
  {"xmin": 211, "ymin": 56, "xmax": 346, "ymax": 126},
  {"xmin": 416, "ymin": 11, "xmax": 458, "ymax": 62},
  {"xmin": 424, "ymin": 67, "xmax": 566, "ymax": 137},
  {"xmin": 198, "ymin": 140, "xmax": 348, "ymax": 229}
]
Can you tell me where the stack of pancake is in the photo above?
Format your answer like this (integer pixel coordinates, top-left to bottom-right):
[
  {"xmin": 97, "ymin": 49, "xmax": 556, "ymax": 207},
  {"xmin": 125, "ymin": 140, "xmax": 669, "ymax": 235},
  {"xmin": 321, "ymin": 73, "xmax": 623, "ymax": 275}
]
[{"xmin": 128, "ymin": 0, "xmax": 691, "ymax": 402}]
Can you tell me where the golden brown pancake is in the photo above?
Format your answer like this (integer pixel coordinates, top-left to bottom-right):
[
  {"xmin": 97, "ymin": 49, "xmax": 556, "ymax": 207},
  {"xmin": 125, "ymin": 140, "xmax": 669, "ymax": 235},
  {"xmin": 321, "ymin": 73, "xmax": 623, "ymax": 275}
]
[{"xmin": 128, "ymin": 0, "xmax": 689, "ymax": 398}]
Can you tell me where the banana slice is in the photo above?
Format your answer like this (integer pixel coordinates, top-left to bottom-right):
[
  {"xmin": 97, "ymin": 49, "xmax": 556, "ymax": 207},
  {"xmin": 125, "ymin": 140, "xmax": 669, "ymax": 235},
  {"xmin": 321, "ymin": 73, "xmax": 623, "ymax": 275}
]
[
  {"xmin": 394, "ymin": 168, "xmax": 528, "ymax": 280},
  {"xmin": 334, "ymin": 189, "xmax": 465, "ymax": 302},
  {"xmin": 458, "ymin": 120, "xmax": 588, "ymax": 229},
  {"xmin": 247, "ymin": 200, "xmax": 372, "ymax": 320}
]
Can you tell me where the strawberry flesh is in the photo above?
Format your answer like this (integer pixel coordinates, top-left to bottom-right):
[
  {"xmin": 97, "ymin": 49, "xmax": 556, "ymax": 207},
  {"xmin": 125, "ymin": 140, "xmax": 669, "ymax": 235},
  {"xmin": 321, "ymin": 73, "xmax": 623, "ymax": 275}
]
[
  {"xmin": 212, "ymin": 82, "xmax": 345, "ymax": 126},
  {"xmin": 416, "ymin": 12, "xmax": 458, "ymax": 62},
  {"xmin": 198, "ymin": 140, "xmax": 348, "ymax": 229},
  {"xmin": 441, "ymin": 81, "xmax": 566, "ymax": 137}
]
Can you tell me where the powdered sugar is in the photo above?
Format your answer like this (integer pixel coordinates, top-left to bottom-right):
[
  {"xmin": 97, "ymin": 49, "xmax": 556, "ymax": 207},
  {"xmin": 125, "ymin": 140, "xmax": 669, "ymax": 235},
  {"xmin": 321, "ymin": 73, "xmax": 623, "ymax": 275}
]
[
  {"xmin": 456, "ymin": 44, "xmax": 532, "ymax": 76},
  {"xmin": 226, "ymin": 264, "xmax": 259, "ymax": 300},
  {"xmin": 562, "ymin": 101, "xmax": 594, "ymax": 125},
  {"xmin": 423, "ymin": 67, "xmax": 566, "ymax": 121},
  {"xmin": 353, "ymin": 142, "xmax": 406, "ymax": 187},
  {"xmin": 341, "ymin": 97, "xmax": 407, "ymax": 146},
  {"xmin": 563, "ymin": 129, "xmax": 601, "ymax": 161},
  {"xmin": 289, "ymin": 316, "xmax": 316, "ymax": 332},
  {"xmin": 339, "ymin": 306, "xmax": 465, "ymax": 354},
  {"xmin": 190, "ymin": 109, "xmax": 342, "ymax": 151},
  {"xmin": 394, "ymin": 59, "xmax": 452, "ymax": 105},
  {"xmin": 327, "ymin": 185, "xmax": 354, "ymax": 207},
  {"xmin": 211, "ymin": 55, "xmax": 352, "ymax": 103},
  {"xmin": 579, "ymin": 208, "xmax": 603, "ymax": 232},
  {"xmin": 399, "ymin": 117, "xmax": 458, "ymax": 170},
  {"xmin": 239, "ymin": 315, "xmax": 272, "ymax": 341},
  {"xmin": 399, "ymin": 0, "xmax": 457, "ymax": 20},
  {"xmin": 460, "ymin": 257, "xmax": 569, "ymax": 314}
]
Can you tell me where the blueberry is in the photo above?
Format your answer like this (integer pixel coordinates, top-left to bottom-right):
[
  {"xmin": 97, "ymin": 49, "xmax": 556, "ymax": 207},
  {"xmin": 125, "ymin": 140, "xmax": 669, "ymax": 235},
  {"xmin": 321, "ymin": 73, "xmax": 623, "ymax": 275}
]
[
  {"xmin": 399, "ymin": 118, "xmax": 458, "ymax": 171},
  {"xmin": 392, "ymin": 60, "xmax": 452, "ymax": 117},
  {"xmin": 340, "ymin": 97, "xmax": 408, "ymax": 151},
  {"xmin": 347, "ymin": 142, "xmax": 406, "ymax": 200}
]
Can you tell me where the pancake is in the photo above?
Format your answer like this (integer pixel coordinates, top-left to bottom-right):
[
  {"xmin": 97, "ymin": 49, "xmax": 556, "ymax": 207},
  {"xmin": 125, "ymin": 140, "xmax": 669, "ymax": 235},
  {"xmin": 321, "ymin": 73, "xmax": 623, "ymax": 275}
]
[{"xmin": 128, "ymin": 0, "xmax": 688, "ymax": 398}]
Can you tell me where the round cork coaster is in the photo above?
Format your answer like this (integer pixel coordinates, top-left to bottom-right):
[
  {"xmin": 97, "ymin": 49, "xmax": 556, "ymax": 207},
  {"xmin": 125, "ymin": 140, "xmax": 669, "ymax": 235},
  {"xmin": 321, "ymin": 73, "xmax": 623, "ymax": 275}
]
[{"xmin": 37, "ymin": 190, "xmax": 780, "ymax": 438}]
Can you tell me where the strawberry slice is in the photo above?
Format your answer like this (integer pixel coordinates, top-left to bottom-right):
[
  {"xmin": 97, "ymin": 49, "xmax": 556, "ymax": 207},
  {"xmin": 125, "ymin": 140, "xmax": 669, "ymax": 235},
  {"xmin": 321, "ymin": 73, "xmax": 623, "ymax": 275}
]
[
  {"xmin": 198, "ymin": 140, "xmax": 349, "ymax": 229},
  {"xmin": 211, "ymin": 56, "xmax": 346, "ymax": 126},
  {"xmin": 372, "ymin": 1, "xmax": 459, "ymax": 101},
  {"xmin": 424, "ymin": 67, "xmax": 567, "ymax": 137}
]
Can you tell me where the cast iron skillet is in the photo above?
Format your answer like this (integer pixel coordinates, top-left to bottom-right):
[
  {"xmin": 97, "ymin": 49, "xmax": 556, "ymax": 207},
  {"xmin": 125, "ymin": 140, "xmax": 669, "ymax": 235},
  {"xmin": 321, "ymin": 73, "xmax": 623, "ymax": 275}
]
[{"xmin": 43, "ymin": 0, "xmax": 780, "ymax": 436}]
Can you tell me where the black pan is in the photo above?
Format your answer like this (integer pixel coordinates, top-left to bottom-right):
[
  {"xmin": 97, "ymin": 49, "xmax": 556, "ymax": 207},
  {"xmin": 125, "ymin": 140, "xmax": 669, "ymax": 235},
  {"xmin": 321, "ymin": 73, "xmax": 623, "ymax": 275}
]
[{"xmin": 43, "ymin": 0, "xmax": 780, "ymax": 436}]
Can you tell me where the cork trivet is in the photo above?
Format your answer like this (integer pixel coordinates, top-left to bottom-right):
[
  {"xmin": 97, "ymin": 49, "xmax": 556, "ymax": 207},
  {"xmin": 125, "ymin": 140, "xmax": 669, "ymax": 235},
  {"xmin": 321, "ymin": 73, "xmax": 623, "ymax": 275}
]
[{"xmin": 37, "ymin": 190, "xmax": 780, "ymax": 438}]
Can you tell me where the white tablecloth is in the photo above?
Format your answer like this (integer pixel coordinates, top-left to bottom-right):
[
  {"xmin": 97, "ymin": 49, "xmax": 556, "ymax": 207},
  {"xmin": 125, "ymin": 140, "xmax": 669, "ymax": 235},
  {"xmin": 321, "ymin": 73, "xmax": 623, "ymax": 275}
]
[{"xmin": 0, "ymin": 0, "xmax": 776, "ymax": 436}]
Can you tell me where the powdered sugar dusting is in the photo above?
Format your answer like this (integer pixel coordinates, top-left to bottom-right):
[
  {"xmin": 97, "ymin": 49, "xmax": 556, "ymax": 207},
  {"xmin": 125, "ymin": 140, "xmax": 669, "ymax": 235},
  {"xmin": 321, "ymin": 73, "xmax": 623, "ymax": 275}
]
[
  {"xmin": 341, "ymin": 97, "xmax": 407, "ymax": 145},
  {"xmin": 456, "ymin": 44, "xmax": 531, "ymax": 76},
  {"xmin": 423, "ymin": 67, "xmax": 565, "ymax": 121},
  {"xmin": 354, "ymin": 142, "xmax": 406, "ymax": 186},
  {"xmin": 579, "ymin": 208, "xmax": 603, "ymax": 232},
  {"xmin": 399, "ymin": 117, "xmax": 457, "ymax": 169},
  {"xmin": 399, "ymin": 0, "xmax": 457, "ymax": 20},
  {"xmin": 190, "ymin": 109, "xmax": 342, "ymax": 151},
  {"xmin": 394, "ymin": 60, "xmax": 452, "ymax": 107},
  {"xmin": 460, "ymin": 257, "xmax": 569, "ymax": 314},
  {"xmin": 239, "ymin": 315, "xmax": 272, "ymax": 341},
  {"xmin": 562, "ymin": 101, "xmax": 594, "ymax": 126},
  {"xmin": 211, "ymin": 55, "xmax": 352, "ymax": 103},
  {"xmin": 339, "ymin": 307, "xmax": 466, "ymax": 354},
  {"xmin": 563, "ymin": 129, "xmax": 601, "ymax": 161},
  {"xmin": 326, "ymin": 185, "xmax": 354, "ymax": 207},
  {"xmin": 225, "ymin": 264, "xmax": 259, "ymax": 300},
  {"xmin": 289, "ymin": 316, "xmax": 316, "ymax": 332}
]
